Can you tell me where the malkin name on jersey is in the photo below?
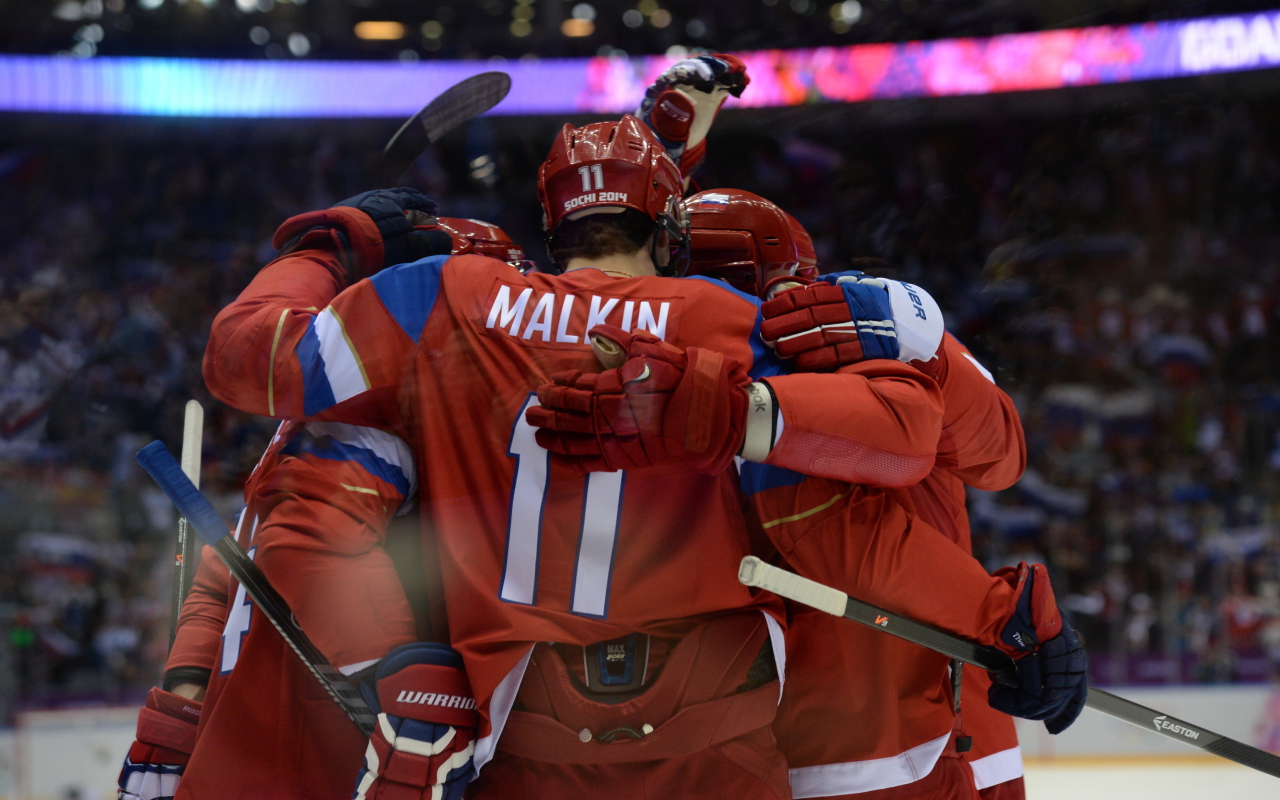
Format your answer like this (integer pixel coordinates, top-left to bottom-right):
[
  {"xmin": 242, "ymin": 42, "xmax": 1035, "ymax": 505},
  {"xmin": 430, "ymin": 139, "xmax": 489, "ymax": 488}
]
[{"xmin": 484, "ymin": 282, "xmax": 682, "ymax": 346}]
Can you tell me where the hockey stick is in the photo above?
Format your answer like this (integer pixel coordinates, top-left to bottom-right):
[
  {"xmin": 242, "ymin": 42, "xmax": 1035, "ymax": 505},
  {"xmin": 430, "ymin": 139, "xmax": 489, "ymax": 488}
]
[
  {"xmin": 137, "ymin": 440, "xmax": 376, "ymax": 737},
  {"xmin": 737, "ymin": 556, "xmax": 1280, "ymax": 779},
  {"xmin": 168, "ymin": 400, "xmax": 203, "ymax": 650},
  {"xmin": 381, "ymin": 71, "xmax": 512, "ymax": 183}
]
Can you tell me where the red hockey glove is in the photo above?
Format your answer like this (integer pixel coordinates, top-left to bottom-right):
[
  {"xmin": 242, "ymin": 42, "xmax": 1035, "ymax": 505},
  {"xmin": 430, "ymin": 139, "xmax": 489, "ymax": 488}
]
[
  {"xmin": 761, "ymin": 272, "xmax": 945, "ymax": 372},
  {"xmin": 354, "ymin": 642, "xmax": 478, "ymax": 800},
  {"xmin": 526, "ymin": 325, "xmax": 751, "ymax": 473},
  {"xmin": 988, "ymin": 563, "xmax": 1089, "ymax": 735},
  {"xmin": 118, "ymin": 687, "xmax": 201, "ymax": 800},
  {"xmin": 636, "ymin": 54, "xmax": 749, "ymax": 182}
]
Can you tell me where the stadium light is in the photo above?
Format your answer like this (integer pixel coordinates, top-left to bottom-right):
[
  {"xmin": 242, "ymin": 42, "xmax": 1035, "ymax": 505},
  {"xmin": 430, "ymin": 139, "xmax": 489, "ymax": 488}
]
[
  {"xmin": 287, "ymin": 32, "xmax": 310, "ymax": 56},
  {"xmin": 562, "ymin": 19, "xmax": 594, "ymax": 37},
  {"xmin": 354, "ymin": 21, "xmax": 406, "ymax": 40},
  {"xmin": 831, "ymin": 1, "xmax": 861, "ymax": 24},
  {"xmin": 53, "ymin": 2, "xmax": 84, "ymax": 20}
]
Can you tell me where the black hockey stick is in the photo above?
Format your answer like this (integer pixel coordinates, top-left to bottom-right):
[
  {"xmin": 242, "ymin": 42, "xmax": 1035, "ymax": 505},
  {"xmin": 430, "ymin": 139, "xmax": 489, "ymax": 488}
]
[
  {"xmin": 737, "ymin": 556, "xmax": 1280, "ymax": 779},
  {"xmin": 138, "ymin": 440, "xmax": 376, "ymax": 737},
  {"xmin": 381, "ymin": 71, "xmax": 511, "ymax": 183}
]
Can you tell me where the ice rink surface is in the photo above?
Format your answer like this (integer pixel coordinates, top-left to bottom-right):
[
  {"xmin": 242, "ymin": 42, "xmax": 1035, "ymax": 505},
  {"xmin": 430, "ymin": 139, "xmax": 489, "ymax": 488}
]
[{"xmin": 1024, "ymin": 759, "xmax": 1279, "ymax": 800}]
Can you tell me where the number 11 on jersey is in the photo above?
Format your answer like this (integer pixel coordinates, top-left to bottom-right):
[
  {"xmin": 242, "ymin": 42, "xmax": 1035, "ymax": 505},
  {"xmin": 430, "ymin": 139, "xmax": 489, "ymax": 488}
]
[{"xmin": 500, "ymin": 394, "xmax": 625, "ymax": 618}]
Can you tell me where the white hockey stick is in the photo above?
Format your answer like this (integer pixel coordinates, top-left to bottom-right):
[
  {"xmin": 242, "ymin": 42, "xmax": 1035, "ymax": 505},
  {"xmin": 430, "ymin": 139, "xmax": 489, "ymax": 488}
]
[
  {"xmin": 738, "ymin": 556, "xmax": 1280, "ymax": 779},
  {"xmin": 168, "ymin": 400, "xmax": 204, "ymax": 650}
]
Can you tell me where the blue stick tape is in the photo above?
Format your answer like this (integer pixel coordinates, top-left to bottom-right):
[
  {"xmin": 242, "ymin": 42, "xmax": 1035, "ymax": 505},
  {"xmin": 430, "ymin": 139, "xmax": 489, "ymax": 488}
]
[{"xmin": 136, "ymin": 440, "xmax": 230, "ymax": 546}]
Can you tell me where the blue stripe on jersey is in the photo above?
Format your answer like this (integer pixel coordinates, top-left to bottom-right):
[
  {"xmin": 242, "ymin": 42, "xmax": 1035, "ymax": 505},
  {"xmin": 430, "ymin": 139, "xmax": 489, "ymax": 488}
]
[
  {"xmin": 295, "ymin": 319, "xmax": 337, "ymax": 416},
  {"xmin": 282, "ymin": 431, "xmax": 411, "ymax": 499},
  {"xmin": 368, "ymin": 254, "xmax": 449, "ymax": 344},
  {"xmin": 739, "ymin": 461, "xmax": 808, "ymax": 496},
  {"xmin": 679, "ymin": 275, "xmax": 784, "ymax": 379}
]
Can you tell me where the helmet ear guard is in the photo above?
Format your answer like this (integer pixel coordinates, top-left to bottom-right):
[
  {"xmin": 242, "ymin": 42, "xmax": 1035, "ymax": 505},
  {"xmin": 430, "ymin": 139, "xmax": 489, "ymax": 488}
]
[{"xmin": 654, "ymin": 194, "xmax": 691, "ymax": 277}]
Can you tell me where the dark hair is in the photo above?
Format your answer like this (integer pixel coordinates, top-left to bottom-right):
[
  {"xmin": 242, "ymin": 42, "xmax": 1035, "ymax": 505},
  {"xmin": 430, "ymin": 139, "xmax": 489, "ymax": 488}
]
[{"xmin": 549, "ymin": 208, "xmax": 654, "ymax": 264}]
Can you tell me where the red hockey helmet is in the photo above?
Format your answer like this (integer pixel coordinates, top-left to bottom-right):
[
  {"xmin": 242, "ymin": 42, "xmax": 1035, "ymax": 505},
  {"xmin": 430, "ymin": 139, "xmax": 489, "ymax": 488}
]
[
  {"xmin": 426, "ymin": 217, "xmax": 534, "ymax": 272},
  {"xmin": 537, "ymin": 114, "xmax": 688, "ymax": 273},
  {"xmin": 684, "ymin": 189, "xmax": 818, "ymax": 296}
]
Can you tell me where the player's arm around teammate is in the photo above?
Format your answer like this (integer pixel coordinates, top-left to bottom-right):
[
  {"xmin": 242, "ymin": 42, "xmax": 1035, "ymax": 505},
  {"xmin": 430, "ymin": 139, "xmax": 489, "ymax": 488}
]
[
  {"xmin": 756, "ymin": 269, "xmax": 1078, "ymax": 800},
  {"xmin": 198, "ymin": 119, "xmax": 950, "ymax": 800},
  {"xmin": 202, "ymin": 187, "xmax": 448, "ymax": 418}
]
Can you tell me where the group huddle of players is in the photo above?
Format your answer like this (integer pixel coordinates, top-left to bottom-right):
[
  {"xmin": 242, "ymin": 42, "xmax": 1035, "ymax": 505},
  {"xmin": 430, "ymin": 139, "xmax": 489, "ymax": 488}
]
[{"xmin": 117, "ymin": 55, "xmax": 1087, "ymax": 800}]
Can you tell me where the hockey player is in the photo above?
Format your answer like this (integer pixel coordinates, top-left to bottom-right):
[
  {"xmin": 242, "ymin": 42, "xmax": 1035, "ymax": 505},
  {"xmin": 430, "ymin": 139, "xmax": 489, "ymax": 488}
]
[
  {"xmin": 647, "ymin": 59, "xmax": 1034, "ymax": 795},
  {"xmin": 535, "ymin": 193, "xmax": 1082, "ymax": 799},
  {"xmin": 756, "ymin": 271, "xmax": 1051, "ymax": 799},
  {"xmin": 119, "ymin": 420, "xmax": 426, "ymax": 800},
  {"xmin": 201, "ymin": 116, "xmax": 1044, "ymax": 800},
  {"xmin": 119, "ymin": 207, "xmax": 531, "ymax": 800}
]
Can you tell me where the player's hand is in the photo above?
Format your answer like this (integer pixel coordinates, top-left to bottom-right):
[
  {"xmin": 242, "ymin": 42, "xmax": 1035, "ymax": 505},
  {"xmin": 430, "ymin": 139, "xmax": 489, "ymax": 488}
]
[
  {"xmin": 118, "ymin": 687, "xmax": 201, "ymax": 800},
  {"xmin": 636, "ymin": 54, "xmax": 749, "ymax": 182},
  {"xmin": 760, "ymin": 272, "xmax": 945, "ymax": 372},
  {"xmin": 272, "ymin": 188, "xmax": 451, "ymax": 283},
  {"xmin": 353, "ymin": 642, "xmax": 478, "ymax": 800},
  {"xmin": 987, "ymin": 562, "xmax": 1089, "ymax": 734},
  {"xmin": 526, "ymin": 325, "xmax": 751, "ymax": 474}
]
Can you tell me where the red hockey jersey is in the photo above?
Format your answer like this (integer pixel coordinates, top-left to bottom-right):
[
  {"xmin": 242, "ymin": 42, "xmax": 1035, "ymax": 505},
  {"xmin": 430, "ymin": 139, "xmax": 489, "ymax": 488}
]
[
  {"xmin": 164, "ymin": 419, "xmax": 418, "ymax": 799},
  {"xmin": 760, "ymin": 335, "xmax": 1027, "ymax": 798},
  {"xmin": 202, "ymin": 250, "xmax": 953, "ymax": 768}
]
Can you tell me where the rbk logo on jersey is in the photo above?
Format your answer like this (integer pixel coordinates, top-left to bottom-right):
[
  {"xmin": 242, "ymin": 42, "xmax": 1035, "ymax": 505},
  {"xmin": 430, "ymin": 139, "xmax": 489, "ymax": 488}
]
[
  {"xmin": 875, "ymin": 615, "xmax": 889, "ymax": 626},
  {"xmin": 483, "ymin": 281, "xmax": 684, "ymax": 347}
]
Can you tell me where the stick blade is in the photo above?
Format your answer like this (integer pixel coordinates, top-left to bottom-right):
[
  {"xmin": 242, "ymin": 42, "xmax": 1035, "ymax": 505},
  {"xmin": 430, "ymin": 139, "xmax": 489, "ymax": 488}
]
[
  {"xmin": 382, "ymin": 71, "xmax": 511, "ymax": 179},
  {"xmin": 180, "ymin": 400, "xmax": 204, "ymax": 486}
]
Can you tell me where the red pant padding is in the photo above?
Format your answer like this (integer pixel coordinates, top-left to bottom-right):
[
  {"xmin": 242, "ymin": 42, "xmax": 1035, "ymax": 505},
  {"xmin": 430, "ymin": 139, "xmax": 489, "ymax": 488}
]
[
  {"xmin": 469, "ymin": 613, "xmax": 790, "ymax": 799},
  {"xmin": 469, "ymin": 725, "xmax": 789, "ymax": 800}
]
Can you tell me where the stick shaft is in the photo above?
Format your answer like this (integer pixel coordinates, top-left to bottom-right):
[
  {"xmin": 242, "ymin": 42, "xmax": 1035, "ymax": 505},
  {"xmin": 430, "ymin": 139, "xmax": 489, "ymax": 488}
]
[
  {"xmin": 140, "ymin": 441, "xmax": 376, "ymax": 736},
  {"xmin": 738, "ymin": 556, "xmax": 1280, "ymax": 779},
  {"xmin": 168, "ymin": 400, "xmax": 203, "ymax": 650}
]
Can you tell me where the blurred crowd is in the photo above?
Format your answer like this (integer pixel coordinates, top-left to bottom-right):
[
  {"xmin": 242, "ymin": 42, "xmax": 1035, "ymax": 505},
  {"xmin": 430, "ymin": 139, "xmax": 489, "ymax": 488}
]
[
  {"xmin": 6, "ymin": 0, "xmax": 1232, "ymax": 64},
  {"xmin": 2, "ymin": 94, "xmax": 1280, "ymax": 720}
]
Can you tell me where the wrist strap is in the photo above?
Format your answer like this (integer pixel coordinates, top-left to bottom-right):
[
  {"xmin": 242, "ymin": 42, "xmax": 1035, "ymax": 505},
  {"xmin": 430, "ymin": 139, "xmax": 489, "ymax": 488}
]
[
  {"xmin": 739, "ymin": 382, "xmax": 779, "ymax": 463},
  {"xmin": 162, "ymin": 667, "xmax": 211, "ymax": 693}
]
